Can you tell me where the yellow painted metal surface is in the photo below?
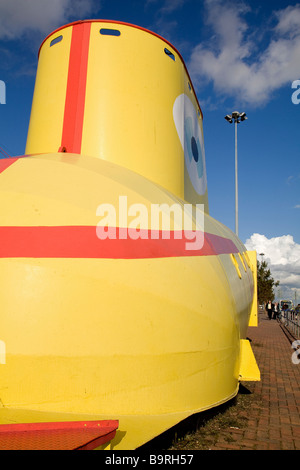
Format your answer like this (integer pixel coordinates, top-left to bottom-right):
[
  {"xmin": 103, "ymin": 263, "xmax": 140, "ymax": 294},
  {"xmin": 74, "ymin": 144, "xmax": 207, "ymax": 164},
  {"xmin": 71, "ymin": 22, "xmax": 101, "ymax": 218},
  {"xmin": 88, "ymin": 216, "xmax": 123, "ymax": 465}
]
[
  {"xmin": 247, "ymin": 251, "xmax": 258, "ymax": 327},
  {"xmin": 239, "ymin": 340, "xmax": 260, "ymax": 382},
  {"xmin": 1, "ymin": 20, "xmax": 259, "ymax": 449},
  {"xmin": 0, "ymin": 153, "xmax": 257, "ymax": 449},
  {"xmin": 26, "ymin": 26, "xmax": 72, "ymax": 153},
  {"xmin": 25, "ymin": 20, "xmax": 208, "ymax": 212}
]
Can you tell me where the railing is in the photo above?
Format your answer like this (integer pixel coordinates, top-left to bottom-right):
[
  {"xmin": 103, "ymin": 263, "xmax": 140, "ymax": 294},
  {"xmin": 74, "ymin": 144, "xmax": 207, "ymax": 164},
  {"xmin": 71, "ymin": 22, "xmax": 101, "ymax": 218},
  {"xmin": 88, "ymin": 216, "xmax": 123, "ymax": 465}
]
[{"xmin": 280, "ymin": 309, "xmax": 300, "ymax": 339}]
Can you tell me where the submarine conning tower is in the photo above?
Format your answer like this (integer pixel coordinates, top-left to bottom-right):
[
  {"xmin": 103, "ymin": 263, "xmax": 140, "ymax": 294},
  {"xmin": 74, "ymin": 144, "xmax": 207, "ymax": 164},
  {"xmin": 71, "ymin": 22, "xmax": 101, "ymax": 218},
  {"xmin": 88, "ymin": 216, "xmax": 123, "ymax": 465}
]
[{"xmin": 26, "ymin": 20, "xmax": 209, "ymax": 211}]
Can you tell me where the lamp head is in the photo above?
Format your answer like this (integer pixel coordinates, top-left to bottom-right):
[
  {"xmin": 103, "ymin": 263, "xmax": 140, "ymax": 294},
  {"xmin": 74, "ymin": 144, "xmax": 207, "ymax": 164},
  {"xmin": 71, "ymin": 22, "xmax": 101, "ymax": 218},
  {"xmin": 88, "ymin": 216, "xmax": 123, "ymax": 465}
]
[
  {"xmin": 224, "ymin": 115, "xmax": 233, "ymax": 123},
  {"xmin": 231, "ymin": 111, "xmax": 240, "ymax": 120}
]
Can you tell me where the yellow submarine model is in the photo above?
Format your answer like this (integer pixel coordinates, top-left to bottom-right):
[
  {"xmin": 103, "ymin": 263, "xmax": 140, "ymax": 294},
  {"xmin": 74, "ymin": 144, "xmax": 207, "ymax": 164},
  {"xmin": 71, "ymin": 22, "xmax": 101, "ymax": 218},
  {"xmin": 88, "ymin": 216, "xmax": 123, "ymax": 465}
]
[{"xmin": 0, "ymin": 20, "xmax": 260, "ymax": 450}]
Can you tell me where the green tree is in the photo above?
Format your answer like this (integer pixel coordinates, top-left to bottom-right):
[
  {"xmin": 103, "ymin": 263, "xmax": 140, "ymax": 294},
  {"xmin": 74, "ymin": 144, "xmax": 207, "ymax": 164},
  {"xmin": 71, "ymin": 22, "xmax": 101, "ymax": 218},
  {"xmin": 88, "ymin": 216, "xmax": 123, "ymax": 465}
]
[{"xmin": 257, "ymin": 260, "xmax": 280, "ymax": 304}]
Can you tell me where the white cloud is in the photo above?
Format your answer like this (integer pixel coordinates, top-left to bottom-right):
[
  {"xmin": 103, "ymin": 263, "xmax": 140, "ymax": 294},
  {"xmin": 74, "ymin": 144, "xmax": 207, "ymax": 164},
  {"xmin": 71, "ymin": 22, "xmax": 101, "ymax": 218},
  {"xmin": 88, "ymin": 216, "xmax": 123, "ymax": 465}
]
[
  {"xmin": 145, "ymin": 0, "xmax": 185, "ymax": 14},
  {"xmin": 189, "ymin": 0, "xmax": 300, "ymax": 106},
  {"xmin": 145, "ymin": 0, "xmax": 186, "ymax": 42},
  {"xmin": 0, "ymin": 0, "xmax": 96, "ymax": 39},
  {"xmin": 158, "ymin": 0, "xmax": 185, "ymax": 14},
  {"xmin": 274, "ymin": 4, "xmax": 300, "ymax": 38},
  {"xmin": 245, "ymin": 233, "xmax": 300, "ymax": 301}
]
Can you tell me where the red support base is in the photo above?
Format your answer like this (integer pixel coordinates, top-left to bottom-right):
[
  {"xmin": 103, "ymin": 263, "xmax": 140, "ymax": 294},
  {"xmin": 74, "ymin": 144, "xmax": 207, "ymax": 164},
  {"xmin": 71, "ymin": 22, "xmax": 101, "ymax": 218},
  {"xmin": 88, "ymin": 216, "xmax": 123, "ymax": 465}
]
[{"xmin": 0, "ymin": 420, "xmax": 118, "ymax": 450}]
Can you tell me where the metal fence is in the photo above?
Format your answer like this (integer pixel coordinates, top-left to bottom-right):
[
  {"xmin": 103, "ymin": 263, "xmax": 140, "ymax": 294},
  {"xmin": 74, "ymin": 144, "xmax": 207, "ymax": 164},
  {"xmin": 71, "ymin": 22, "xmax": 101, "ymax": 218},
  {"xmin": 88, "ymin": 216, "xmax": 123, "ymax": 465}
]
[{"xmin": 280, "ymin": 310, "xmax": 300, "ymax": 339}]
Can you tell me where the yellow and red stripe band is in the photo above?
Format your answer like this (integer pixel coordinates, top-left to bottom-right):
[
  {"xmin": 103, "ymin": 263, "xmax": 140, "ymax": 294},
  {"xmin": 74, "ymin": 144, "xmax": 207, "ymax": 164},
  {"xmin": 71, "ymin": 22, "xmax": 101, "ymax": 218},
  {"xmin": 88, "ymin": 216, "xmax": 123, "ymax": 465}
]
[
  {"xmin": 0, "ymin": 156, "xmax": 238, "ymax": 258},
  {"xmin": 60, "ymin": 22, "xmax": 91, "ymax": 154},
  {"xmin": 0, "ymin": 226, "xmax": 238, "ymax": 259}
]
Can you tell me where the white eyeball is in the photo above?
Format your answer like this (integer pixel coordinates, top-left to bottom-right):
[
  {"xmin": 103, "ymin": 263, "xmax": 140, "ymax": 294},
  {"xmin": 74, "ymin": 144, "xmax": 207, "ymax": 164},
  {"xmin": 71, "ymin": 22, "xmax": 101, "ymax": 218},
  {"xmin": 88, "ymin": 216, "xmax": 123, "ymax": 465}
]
[{"xmin": 173, "ymin": 94, "xmax": 207, "ymax": 196}]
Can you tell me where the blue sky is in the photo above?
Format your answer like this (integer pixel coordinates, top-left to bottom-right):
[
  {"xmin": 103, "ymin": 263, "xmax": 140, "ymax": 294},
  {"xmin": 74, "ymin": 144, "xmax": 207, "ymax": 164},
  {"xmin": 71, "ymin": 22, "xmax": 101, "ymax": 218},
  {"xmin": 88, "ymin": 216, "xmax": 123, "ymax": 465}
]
[{"xmin": 0, "ymin": 0, "xmax": 299, "ymax": 300}]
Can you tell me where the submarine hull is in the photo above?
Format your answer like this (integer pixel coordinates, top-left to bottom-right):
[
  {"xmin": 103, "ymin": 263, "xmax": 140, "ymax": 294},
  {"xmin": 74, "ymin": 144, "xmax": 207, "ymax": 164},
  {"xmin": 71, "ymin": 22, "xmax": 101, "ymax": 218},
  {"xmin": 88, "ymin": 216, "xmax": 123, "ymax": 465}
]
[
  {"xmin": 0, "ymin": 20, "xmax": 259, "ymax": 449},
  {"xmin": 0, "ymin": 153, "xmax": 258, "ymax": 449}
]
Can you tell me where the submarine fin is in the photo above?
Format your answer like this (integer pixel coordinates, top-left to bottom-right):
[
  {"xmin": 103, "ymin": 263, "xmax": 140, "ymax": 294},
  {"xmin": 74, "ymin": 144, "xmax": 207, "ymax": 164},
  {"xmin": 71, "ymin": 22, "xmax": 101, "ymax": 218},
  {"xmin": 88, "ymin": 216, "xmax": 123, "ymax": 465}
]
[
  {"xmin": 247, "ymin": 250, "xmax": 258, "ymax": 327},
  {"xmin": 0, "ymin": 413, "xmax": 118, "ymax": 450},
  {"xmin": 0, "ymin": 406, "xmax": 192, "ymax": 450},
  {"xmin": 239, "ymin": 339, "xmax": 260, "ymax": 382}
]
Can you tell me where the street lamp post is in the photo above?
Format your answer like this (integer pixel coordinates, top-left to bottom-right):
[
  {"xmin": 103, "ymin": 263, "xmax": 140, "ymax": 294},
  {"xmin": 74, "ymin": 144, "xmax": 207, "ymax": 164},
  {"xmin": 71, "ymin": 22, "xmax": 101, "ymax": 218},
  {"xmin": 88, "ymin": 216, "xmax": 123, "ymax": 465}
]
[{"xmin": 224, "ymin": 111, "xmax": 247, "ymax": 237}]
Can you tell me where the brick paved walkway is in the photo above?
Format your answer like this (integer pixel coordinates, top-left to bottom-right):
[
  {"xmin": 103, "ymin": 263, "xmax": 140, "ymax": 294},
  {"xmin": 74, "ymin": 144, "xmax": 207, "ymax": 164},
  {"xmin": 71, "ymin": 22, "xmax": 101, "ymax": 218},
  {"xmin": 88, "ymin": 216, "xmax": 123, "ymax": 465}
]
[
  {"xmin": 214, "ymin": 310, "xmax": 300, "ymax": 450},
  {"xmin": 146, "ymin": 309, "xmax": 300, "ymax": 451}
]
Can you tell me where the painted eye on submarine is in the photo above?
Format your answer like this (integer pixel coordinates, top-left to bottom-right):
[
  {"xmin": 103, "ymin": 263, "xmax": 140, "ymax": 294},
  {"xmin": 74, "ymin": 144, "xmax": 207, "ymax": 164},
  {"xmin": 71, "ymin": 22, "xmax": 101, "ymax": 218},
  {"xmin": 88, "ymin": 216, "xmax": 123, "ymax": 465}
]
[{"xmin": 173, "ymin": 94, "xmax": 207, "ymax": 195}]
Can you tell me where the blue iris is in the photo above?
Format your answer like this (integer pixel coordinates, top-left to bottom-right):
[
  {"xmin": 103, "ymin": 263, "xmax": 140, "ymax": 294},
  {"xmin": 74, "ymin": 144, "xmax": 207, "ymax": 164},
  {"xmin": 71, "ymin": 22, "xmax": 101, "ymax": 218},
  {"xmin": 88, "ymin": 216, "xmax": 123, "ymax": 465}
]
[{"xmin": 184, "ymin": 117, "xmax": 204, "ymax": 178}]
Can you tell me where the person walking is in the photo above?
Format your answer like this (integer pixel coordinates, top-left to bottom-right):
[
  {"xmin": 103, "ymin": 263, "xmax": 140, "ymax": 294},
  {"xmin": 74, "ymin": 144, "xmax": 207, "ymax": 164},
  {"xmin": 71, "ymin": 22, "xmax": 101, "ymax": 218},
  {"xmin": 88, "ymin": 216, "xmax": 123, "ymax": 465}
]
[
  {"xmin": 273, "ymin": 302, "xmax": 279, "ymax": 320},
  {"xmin": 266, "ymin": 300, "xmax": 273, "ymax": 320}
]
